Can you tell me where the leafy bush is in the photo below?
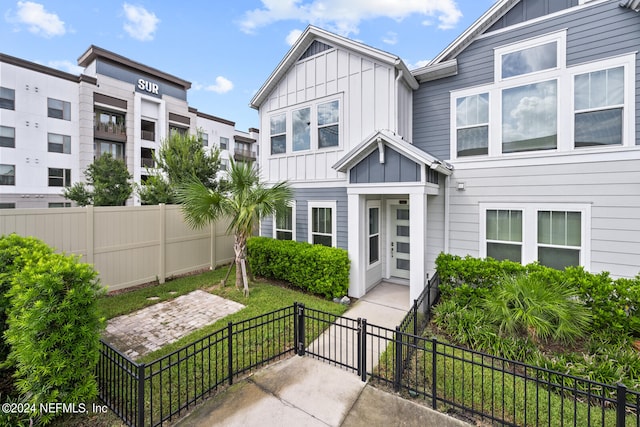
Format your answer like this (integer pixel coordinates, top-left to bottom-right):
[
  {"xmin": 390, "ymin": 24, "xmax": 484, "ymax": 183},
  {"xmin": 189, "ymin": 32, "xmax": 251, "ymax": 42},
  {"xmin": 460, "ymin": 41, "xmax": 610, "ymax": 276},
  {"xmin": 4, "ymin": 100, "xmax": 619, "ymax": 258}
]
[
  {"xmin": 4, "ymin": 238, "xmax": 105, "ymax": 425},
  {"xmin": 436, "ymin": 253, "xmax": 640, "ymax": 337},
  {"xmin": 0, "ymin": 235, "xmax": 54, "ymax": 364},
  {"xmin": 247, "ymin": 237, "xmax": 349, "ymax": 298},
  {"xmin": 483, "ymin": 274, "xmax": 590, "ymax": 344}
]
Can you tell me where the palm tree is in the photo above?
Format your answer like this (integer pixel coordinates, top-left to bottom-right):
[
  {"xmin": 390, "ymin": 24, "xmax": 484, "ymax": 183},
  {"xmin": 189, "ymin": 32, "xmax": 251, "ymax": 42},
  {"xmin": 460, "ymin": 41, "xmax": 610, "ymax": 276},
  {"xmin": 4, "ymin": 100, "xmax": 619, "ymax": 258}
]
[{"xmin": 176, "ymin": 159, "xmax": 292, "ymax": 296}]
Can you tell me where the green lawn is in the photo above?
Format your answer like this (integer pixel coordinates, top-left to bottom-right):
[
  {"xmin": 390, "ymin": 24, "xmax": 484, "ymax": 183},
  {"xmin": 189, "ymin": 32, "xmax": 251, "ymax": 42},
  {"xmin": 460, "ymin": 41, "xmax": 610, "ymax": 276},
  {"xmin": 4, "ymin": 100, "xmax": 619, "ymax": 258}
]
[{"xmin": 52, "ymin": 266, "xmax": 348, "ymax": 427}]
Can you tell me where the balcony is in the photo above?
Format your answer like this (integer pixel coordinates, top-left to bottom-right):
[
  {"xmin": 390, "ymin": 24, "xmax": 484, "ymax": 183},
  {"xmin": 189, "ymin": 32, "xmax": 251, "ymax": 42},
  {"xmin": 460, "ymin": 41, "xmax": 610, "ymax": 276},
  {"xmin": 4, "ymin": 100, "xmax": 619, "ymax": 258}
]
[
  {"xmin": 95, "ymin": 121, "xmax": 126, "ymax": 142},
  {"xmin": 234, "ymin": 148, "xmax": 257, "ymax": 162}
]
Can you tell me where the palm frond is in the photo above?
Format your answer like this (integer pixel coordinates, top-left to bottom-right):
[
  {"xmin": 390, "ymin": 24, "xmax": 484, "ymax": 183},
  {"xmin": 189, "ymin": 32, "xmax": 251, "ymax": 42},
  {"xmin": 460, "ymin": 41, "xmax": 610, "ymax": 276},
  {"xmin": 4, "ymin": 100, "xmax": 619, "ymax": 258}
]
[{"xmin": 175, "ymin": 179, "xmax": 224, "ymax": 229}]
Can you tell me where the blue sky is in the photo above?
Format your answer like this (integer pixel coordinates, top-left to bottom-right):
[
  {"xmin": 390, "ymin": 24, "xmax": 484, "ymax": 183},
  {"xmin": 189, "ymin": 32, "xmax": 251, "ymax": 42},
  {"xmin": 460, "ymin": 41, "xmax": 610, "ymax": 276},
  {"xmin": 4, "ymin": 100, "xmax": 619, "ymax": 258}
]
[{"xmin": 1, "ymin": 0, "xmax": 495, "ymax": 132}]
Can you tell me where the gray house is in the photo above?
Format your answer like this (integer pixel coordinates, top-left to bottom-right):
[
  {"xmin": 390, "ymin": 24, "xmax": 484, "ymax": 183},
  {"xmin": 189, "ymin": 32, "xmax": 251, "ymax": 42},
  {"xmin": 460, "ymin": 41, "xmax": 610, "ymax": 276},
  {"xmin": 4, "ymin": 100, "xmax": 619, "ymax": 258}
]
[{"xmin": 252, "ymin": 0, "xmax": 640, "ymax": 304}]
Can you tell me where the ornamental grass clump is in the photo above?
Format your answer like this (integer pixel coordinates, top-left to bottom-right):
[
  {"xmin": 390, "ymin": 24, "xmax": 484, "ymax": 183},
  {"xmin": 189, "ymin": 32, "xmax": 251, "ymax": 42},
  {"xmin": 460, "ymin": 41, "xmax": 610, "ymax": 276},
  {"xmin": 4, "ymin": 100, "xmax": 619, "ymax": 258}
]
[{"xmin": 483, "ymin": 274, "xmax": 591, "ymax": 344}]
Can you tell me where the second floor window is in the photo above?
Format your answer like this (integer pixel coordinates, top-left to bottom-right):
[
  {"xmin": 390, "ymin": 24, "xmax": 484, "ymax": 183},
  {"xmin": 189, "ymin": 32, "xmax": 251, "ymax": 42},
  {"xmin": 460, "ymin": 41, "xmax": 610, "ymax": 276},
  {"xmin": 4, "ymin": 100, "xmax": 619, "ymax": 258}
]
[
  {"xmin": 48, "ymin": 98, "xmax": 71, "ymax": 120},
  {"xmin": 574, "ymin": 67, "xmax": 624, "ymax": 148},
  {"xmin": 270, "ymin": 114, "xmax": 286, "ymax": 155},
  {"xmin": 220, "ymin": 137, "xmax": 229, "ymax": 150},
  {"xmin": 95, "ymin": 140, "xmax": 124, "ymax": 160},
  {"xmin": 456, "ymin": 93, "xmax": 488, "ymax": 157},
  {"xmin": 317, "ymin": 100, "xmax": 339, "ymax": 148},
  {"xmin": 0, "ymin": 87, "xmax": 15, "ymax": 110}
]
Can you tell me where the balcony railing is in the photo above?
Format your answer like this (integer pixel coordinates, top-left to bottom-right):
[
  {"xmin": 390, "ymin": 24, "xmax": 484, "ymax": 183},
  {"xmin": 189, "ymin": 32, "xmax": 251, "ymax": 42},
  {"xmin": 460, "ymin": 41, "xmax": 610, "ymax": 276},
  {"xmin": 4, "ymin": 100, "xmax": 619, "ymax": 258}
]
[
  {"xmin": 234, "ymin": 148, "xmax": 257, "ymax": 161},
  {"xmin": 141, "ymin": 130, "xmax": 155, "ymax": 141},
  {"xmin": 141, "ymin": 157, "xmax": 155, "ymax": 168},
  {"xmin": 94, "ymin": 122, "xmax": 126, "ymax": 142}
]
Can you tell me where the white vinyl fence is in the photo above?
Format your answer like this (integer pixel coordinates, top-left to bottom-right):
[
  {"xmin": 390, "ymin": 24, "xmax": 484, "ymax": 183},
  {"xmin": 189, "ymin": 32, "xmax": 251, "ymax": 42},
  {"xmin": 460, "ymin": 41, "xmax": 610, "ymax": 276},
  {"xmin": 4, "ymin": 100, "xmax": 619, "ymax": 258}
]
[{"xmin": 0, "ymin": 204, "xmax": 234, "ymax": 291}]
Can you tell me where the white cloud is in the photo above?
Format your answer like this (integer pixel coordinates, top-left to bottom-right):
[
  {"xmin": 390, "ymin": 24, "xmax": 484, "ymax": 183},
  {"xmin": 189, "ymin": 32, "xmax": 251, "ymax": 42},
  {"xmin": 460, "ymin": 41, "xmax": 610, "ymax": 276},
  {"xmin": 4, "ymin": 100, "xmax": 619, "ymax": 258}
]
[
  {"xmin": 48, "ymin": 60, "xmax": 84, "ymax": 75},
  {"xmin": 286, "ymin": 28, "xmax": 303, "ymax": 46},
  {"xmin": 406, "ymin": 59, "xmax": 431, "ymax": 70},
  {"xmin": 122, "ymin": 3, "xmax": 159, "ymax": 41},
  {"xmin": 205, "ymin": 76, "xmax": 234, "ymax": 94},
  {"xmin": 382, "ymin": 31, "xmax": 397, "ymax": 45},
  {"xmin": 9, "ymin": 1, "xmax": 65, "ymax": 38},
  {"xmin": 239, "ymin": 0, "xmax": 463, "ymax": 36}
]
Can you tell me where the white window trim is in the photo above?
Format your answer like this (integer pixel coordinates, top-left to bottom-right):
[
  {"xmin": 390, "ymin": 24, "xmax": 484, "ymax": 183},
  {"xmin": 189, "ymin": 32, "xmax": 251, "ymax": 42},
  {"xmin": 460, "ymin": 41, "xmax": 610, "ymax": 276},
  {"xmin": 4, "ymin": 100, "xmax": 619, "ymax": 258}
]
[
  {"xmin": 308, "ymin": 200, "xmax": 337, "ymax": 247},
  {"xmin": 479, "ymin": 202, "xmax": 591, "ymax": 269},
  {"xmin": 451, "ymin": 29, "xmax": 635, "ymax": 161},
  {"xmin": 494, "ymin": 30, "xmax": 566, "ymax": 83},
  {"xmin": 273, "ymin": 201, "xmax": 296, "ymax": 241},
  {"xmin": 366, "ymin": 200, "xmax": 381, "ymax": 269},
  {"xmin": 267, "ymin": 94, "xmax": 343, "ymax": 158}
]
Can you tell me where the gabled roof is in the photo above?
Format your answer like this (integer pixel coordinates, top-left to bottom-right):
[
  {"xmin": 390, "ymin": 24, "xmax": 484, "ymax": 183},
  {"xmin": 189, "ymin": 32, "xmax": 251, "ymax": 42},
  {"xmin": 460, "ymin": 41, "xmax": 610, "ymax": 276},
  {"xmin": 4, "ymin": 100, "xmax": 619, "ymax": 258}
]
[
  {"xmin": 412, "ymin": 0, "xmax": 518, "ymax": 81},
  {"xmin": 250, "ymin": 25, "xmax": 418, "ymax": 109},
  {"xmin": 332, "ymin": 129, "xmax": 452, "ymax": 176}
]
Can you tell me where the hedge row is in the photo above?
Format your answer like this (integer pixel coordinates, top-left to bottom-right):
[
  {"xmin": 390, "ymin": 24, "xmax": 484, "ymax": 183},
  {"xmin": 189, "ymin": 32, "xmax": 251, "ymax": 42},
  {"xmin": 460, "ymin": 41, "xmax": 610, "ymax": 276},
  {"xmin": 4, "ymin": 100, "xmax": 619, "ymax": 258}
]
[
  {"xmin": 0, "ymin": 234, "xmax": 104, "ymax": 425},
  {"xmin": 436, "ymin": 253, "xmax": 640, "ymax": 337},
  {"xmin": 247, "ymin": 237, "xmax": 349, "ymax": 299}
]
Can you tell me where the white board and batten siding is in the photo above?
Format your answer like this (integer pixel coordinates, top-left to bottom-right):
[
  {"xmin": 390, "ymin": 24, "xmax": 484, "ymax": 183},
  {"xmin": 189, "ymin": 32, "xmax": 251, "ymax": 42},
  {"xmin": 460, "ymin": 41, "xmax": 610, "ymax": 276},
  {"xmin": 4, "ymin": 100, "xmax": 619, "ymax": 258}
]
[{"xmin": 261, "ymin": 46, "xmax": 407, "ymax": 184}]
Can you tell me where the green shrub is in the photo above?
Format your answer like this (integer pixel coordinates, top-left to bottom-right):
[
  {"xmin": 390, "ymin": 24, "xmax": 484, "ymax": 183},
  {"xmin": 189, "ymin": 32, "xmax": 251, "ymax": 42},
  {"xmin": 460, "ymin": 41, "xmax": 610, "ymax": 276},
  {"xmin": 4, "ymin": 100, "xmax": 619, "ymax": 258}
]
[
  {"xmin": 435, "ymin": 253, "xmax": 640, "ymax": 337},
  {"xmin": 247, "ymin": 237, "xmax": 349, "ymax": 298},
  {"xmin": 483, "ymin": 274, "xmax": 591, "ymax": 344},
  {"xmin": 0, "ymin": 234, "xmax": 54, "ymax": 364},
  {"xmin": 4, "ymin": 244, "xmax": 105, "ymax": 425}
]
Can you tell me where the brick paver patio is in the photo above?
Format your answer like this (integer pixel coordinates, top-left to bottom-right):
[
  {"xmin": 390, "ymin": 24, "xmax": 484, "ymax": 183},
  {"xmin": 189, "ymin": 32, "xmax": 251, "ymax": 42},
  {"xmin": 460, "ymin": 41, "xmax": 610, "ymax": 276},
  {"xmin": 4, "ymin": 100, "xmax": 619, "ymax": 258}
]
[{"xmin": 102, "ymin": 290, "xmax": 245, "ymax": 360}]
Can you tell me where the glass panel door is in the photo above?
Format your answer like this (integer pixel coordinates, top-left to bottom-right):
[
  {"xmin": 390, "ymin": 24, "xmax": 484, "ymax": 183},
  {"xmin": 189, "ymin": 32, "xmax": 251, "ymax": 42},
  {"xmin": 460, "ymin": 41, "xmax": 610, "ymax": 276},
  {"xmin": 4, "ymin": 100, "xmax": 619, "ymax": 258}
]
[{"xmin": 390, "ymin": 205, "xmax": 410, "ymax": 279}]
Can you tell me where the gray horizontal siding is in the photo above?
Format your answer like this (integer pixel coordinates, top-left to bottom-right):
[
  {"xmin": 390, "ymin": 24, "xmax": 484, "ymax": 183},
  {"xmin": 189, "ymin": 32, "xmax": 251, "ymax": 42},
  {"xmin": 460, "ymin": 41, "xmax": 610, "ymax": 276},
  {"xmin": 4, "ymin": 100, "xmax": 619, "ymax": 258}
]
[
  {"xmin": 260, "ymin": 187, "xmax": 348, "ymax": 250},
  {"xmin": 413, "ymin": 0, "xmax": 640, "ymax": 159},
  {"xmin": 446, "ymin": 157, "xmax": 640, "ymax": 278}
]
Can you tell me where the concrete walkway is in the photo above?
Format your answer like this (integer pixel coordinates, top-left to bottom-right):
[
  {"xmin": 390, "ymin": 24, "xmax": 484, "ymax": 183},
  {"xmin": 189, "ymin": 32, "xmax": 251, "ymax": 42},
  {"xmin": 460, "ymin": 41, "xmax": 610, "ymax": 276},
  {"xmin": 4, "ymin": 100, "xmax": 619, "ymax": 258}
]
[{"xmin": 174, "ymin": 282, "xmax": 471, "ymax": 427}]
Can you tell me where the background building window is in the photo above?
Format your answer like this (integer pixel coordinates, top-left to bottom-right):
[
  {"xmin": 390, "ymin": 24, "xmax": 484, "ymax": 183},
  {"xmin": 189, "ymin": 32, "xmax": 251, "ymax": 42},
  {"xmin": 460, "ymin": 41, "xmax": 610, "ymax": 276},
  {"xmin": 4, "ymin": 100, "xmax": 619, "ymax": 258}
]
[
  {"xmin": 0, "ymin": 87, "xmax": 15, "ymax": 110},
  {"xmin": 538, "ymin": 211, "xmax": 581, "ymax": 270},
  {"xmin": 486, "ymin": 209, "xmax": 522, "ymax": 262},
  {"xmin": 220, "ymin": 158, "xmax": 229, "ymax": 170},
  {"xmin": 49, "ymin": 202, "xmax": 71, "ymax": 208},
  {"xmin": 48, "ymin": 168, "xmax": 71, "ymax": 187},
  {"xmin": 141, "ymin": 147, "xmax": 155, "ymax": 168},
  {"xmin": 220, "ymin": 137, "xmax": 229, "ymax": 150},
  {"xmin": 317, "ymin": 100, "xmax": 339, "ymax": 148},
  {"xmin": 0, "ymin": 164, "xmax": 15, "ymax": 185},
  {"xmin": 94, "ymin": 140, "xmax": 124, "ymax": 160},
  {"xmin": 47, "ymin": 133, "xmax": 71, "ymax": 154},
  {"xmin": 275, "ymin": 205, "xmax": 294, "ymax": 240},
  {"xmin": 200, "ymin": 132, "xmax": 209, "ymax": 147},
  {"xmin": 270, "ymin": 114, "xmax": 286, "ymax": 154},
  {"xmin": 293, "ymin": 107, "xmax": 310, "ymax": 151},
  {"xmin": 456, "ymin": 93, "xmax": 489, "ymax": 156},
  {"xmin": 141, "ymin": 120, "xmax": 155, "ymax": 141},
  {"xmin": 368, "ymin": 206, "xmax": 380, "ymax": 264},
  {"xmin": 0, "ymin": 126, "xmax": 15, "ymax": 148},
  {"xmin": 574, "ymin": 67, "xmax": 624, "ymax": 148},
  {"xmin": 0, "ymin": 203, "xmax": 15, "ymax": 209},
  {"xmin": 169, "ymin": 125, "xmax": 187, "ymax": 136},
  {"xmin": 48, "ymin": 98, "xmax": 71, "ymax": 120}
]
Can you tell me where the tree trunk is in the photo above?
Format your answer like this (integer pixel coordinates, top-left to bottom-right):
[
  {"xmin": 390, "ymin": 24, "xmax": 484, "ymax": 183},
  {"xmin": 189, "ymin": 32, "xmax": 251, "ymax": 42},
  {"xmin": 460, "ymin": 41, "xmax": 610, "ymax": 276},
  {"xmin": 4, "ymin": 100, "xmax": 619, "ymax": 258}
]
[{"xmin": 234, "ymin": 233, "xmax": 251, "ymax": 297}]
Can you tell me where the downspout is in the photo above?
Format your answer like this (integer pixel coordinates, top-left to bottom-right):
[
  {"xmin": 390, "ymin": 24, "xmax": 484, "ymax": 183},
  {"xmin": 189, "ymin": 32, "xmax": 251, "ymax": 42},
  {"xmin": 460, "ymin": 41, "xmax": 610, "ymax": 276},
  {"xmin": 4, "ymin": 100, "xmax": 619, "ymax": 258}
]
[
  {"xmin": 394, "ymin": 70, "xmax": 403, "ymax": 134},
  {"xmin": 444, "ymin": 175, "xmax": 450, "ymax": 253}
]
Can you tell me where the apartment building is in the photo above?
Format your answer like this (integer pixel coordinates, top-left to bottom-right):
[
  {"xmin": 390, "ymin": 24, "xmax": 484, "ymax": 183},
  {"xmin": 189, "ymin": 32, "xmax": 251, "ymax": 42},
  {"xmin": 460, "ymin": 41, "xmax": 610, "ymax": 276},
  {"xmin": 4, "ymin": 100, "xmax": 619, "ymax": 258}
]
[{"xmin": 0, "ymin": 45, "xmax": 257, "ymax": 208}]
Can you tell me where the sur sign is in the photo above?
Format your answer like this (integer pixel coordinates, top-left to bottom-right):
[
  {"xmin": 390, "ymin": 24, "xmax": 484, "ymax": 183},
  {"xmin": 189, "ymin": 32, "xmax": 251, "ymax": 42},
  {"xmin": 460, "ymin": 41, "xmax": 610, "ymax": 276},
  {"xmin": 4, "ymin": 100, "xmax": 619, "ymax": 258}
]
[{"xmin": 137, "ymin": 79, "xmax": 159, "ymax": 95}]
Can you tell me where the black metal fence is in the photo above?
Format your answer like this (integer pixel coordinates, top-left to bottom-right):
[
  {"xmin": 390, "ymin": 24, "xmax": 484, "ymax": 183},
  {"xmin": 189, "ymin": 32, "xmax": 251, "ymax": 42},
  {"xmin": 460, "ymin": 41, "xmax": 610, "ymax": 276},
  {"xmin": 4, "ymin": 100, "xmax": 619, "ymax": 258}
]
[
  {"xmin": 97, "ymin": 305, "xmax": 296, "ymax": 427},
  {"xmin": 97, "ymin": 274, "xmax": 640, "ymax": 427}
]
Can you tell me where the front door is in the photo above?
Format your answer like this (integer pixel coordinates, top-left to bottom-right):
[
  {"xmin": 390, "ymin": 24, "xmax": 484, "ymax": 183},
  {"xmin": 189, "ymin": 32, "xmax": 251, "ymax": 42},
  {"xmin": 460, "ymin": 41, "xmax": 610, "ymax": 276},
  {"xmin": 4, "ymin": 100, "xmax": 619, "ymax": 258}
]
[{"xmin": 390, "ymin": 204, "xmax": 410, "ymax": 279}]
